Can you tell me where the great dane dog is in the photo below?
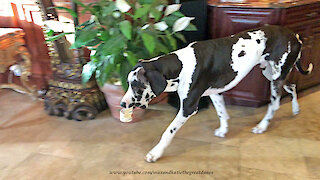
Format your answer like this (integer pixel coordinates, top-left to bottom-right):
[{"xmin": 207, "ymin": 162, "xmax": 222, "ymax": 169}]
[{"xmin": 120, "ymin": 25, "xmax": 313, "ymax": 162}]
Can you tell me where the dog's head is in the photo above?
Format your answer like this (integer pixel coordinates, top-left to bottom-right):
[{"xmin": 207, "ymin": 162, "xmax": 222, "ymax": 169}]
[{"xmin": 120, "ymin": 64, "xmax": 167, "ymax": 109}]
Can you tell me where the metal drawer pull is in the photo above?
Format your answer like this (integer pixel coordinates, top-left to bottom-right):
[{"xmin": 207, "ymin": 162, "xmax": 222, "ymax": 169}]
[{"xmin": 305, "ymin": 12, "xmax": 318, "ymax": 17}]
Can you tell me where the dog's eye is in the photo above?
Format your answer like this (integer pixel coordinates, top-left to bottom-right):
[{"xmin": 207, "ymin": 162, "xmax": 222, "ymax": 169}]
[
  {"xmin": 137, "ymin": 89, "xmax": 143, "ymax": 95},
  {"xmin": 131, "ymin": 86, "xmax": 139, "ymax": 92}
]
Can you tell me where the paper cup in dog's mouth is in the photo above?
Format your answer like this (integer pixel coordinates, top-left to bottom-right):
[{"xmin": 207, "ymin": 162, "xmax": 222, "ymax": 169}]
[{"xmin": 120, "ymin": 108, "xmax": 133, "ymax": 122}]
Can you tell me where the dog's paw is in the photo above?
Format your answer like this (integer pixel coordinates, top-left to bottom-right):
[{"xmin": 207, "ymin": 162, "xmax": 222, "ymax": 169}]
[
  {"xmin": 214, "ymin": 127, "xmax": 228, "ymax": 138},
  {"xmin": 251, "ymin": 126, "xmax": 267, "ymax": 134},
  {"xmin": 145, "ymin": 147, "xmax": 163, "ymax": 163},
  {"xmin": 293, "ymin": 110, "xmax": 300, "ymax": 116},
  {"xmin": 292, "ymin": 106, "xmax": 300, "ymax": 115},
  {"xmin": 145, "ymin": 152, "xmax": 160, "ymax": 163}
]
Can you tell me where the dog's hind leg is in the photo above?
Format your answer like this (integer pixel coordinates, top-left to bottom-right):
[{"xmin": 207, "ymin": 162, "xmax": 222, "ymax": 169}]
[
  {"xmin": 253, "ymin": 38, "xmax": 301, "ymax": 134},
  {"xmin": 283, "ymin": 84, "xmax": 299, "ymax": 115},
  {"xmin": 252, "ymin": 80, "xmax": 284, "ymax": 134},
  {"xmin": 210, "ymin": 94, "xmax": 230, "ymax": 137}
]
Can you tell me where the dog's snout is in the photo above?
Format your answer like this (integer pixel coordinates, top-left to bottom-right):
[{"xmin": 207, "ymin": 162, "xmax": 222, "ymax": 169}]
[{"xmin": 120, "ymin": 102, "xmax": 126, "ymax": 108}]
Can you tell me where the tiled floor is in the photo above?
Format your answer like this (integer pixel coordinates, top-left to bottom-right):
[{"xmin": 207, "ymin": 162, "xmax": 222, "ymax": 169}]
[{"xmin": 0, "ymin": 86, "xmax": 319, "ymax": 180}]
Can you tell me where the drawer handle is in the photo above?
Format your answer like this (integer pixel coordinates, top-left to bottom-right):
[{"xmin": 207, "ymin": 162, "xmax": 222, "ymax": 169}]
[{"xmin": 305, "ymin": 12, "xmax": 318, "ymax": 17}]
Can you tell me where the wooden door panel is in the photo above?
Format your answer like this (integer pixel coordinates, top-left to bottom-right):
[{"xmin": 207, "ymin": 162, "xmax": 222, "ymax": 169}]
[{"xmin": 209, "ymin": 7, "xmax": 280, "ymax": 38}]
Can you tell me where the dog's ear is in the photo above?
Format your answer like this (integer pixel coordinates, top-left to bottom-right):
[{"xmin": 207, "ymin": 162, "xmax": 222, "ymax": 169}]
[
  {"xmin": 145, "ymin": 70, "xmax": 167, "ymax": 96},
  {"xmin": 137, "ymin": 67, "xmax": 147, "ymax": 84}
]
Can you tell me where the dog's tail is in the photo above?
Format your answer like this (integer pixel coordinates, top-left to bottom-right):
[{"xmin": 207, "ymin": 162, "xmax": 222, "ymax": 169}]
[
  {"xmin": 294, "ymin": 34, "xmax": 313, "ymax": 75},
  {"xmin": 295, "ymin": 60, "xmax": 313, "ymax": 75}
]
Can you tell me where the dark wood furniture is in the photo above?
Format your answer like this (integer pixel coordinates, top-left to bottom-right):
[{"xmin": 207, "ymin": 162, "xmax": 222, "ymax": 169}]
[
  {"xmin": 0, "ymin": 1, "xmax": 51, "ymax": 89},
  {"xmin": 207, "ymin": 0, "xmax": 320, "ymax": 107},
  {"xmin": 0, "ymin": 28, "xmax": 37, "ymax": 98}
]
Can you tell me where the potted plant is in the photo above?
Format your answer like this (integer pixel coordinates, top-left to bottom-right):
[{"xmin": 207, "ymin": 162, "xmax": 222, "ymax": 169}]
[{"xmin": 49, "ymin": 0, "xmax": 197, "ymax": 121}]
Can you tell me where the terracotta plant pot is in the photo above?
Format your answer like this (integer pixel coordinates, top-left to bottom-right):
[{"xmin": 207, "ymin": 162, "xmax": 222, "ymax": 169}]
[
  {"xmin": 150, "ymin": 92, "xmax": 168, "ymax": 105},
  {"xmin": 99, "ymin": 83, "xmax": 145, "ymax": 122}
]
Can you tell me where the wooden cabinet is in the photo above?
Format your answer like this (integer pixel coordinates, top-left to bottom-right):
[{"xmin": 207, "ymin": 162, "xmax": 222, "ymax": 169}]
[{"xmin": 207, "ymin": 0, "xmax": 320, "ymax": 107}]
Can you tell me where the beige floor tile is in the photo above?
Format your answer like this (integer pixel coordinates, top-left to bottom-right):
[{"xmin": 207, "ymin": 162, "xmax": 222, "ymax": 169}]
[
  {"xmin": 240, "ymin": 134, "xmax": 310, "ymax": 177},
  {"xmin": 304, "ymin": 157, "xmax": 320, "ymax": 179},
  {"xmin": 299, "ymin": 139, "xmax": 320, "ymax": 158},
  {"xmin": 3, "ymin": 153, "xmax": 79, "ymax": 180},
  {"xmin": 239, "ymin": 167, "xmax": 275, "ymax": 180},
  {"xmin": 275, "ymin": 173, "xmax": 318, "ymax": 180},
  {"xmin": 149, "ymin": 139, "xmax": 240, "ymax": 180}
]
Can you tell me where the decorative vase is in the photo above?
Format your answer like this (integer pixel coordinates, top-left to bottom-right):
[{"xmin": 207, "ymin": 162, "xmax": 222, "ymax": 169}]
[{"xmin": 99, "ymin": 83, "xmax": 146, "ymax": 122}]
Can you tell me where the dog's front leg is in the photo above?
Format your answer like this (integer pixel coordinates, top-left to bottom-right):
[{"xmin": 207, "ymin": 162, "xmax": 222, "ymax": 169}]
[
  {"xmin": 145, "ymin": 110, "xmax": 192, "ymax": 163},
  {"xmin": 145, "ymin": 89, "xmax": 200, "ymax": 163}
]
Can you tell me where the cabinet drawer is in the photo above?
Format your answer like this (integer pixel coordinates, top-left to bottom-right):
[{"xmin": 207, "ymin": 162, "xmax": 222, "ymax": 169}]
[
  {"xmin": 284, "ymin": 3, "xmax": 320, "ymax": 25},
  {"xmin": 311, "ymin": 23, "xmax": 320, "ymax": 39}
]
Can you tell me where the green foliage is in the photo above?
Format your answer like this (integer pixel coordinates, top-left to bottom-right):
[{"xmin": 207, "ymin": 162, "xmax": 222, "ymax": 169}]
[
  {"xmin": 133, "ymin": 4, "xmax": 151, "ymax": 20},
  {"xmin": 119, "ymin": 20, "xmax": 132, "ymax": 40},
  {"xmin": 48, "ymin": 7, "xmax": 78, "ymax": 17},
  {"xmin": 141, "ymin": 33, "xmax": 156, "ymax": 54},
  {"xmin": 46, "ymin": 32, "xmax": 73, "ymax": 42},
  {"xmin": 51, "ymin": 0, "xmax": 197, "ymax": 90}
]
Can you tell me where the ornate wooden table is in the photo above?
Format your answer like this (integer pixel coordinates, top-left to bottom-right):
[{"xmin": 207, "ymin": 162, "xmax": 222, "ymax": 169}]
[
  {"xmin": 208, "ymin": 0, "xmax": 320, "ymax": 107},
  {"xmin": 0, "ymin": 28, "xmax": 37, "ymax": 98}
]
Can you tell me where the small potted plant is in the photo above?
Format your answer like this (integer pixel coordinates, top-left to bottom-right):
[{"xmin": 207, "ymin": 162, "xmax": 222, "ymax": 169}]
[{"xmin": 50, "ymin": 0, "xmax": 197, "ymax": 121}]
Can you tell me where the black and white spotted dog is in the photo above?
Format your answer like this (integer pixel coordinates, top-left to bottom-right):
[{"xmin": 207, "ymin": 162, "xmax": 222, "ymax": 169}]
[{"xmin": 120, "ymin": 25, "xmax": 313, "ymax": 162}]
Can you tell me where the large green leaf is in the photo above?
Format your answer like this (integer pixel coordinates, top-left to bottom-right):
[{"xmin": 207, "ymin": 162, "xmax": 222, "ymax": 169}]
[
  {"xmin": 141, "ymin": 33, "xmax": 156, "ymax": 54},
  {"xmin": 174, "ymin": 32, "xmax": 187, "ymax": 43},
  {"xmin": 72, "ymin": 0, "xmax": 85, "ymax": 8},
  {"xmin": 86, "ymin": 38, "xmax": 101, "ymax": 46},
  {"xmin": 134, "ymin": 4, "xmax": 151, "ymax": 20},
  {"xmin": 119, "ymin": 20, "xmax": 132, "ymax": 40},
  {"xmin": 82, "ymin": 61, "xmax": 97, "ymax": 84},
  {"xmin": 100, "ymin": 35, "xmax": 126, "ymax": 56},
  {"xmin": 171, "ymin": 11, "xmax": 184, "ymax": 17},
  {"xmin": 92, "ymin": 5, "xmax": 102, "ymax": 16},
  {"xmin": 184, "ymin": 23, "xmax": 198, "ymax": 31},
  {"xmin": 73, "ymin": 0, "xmax": 95, "ymax": 14},
  {"xmin": 119, "ymin": 61, "xmax": 133, "ymax": 91},
  {"xmin": 150, "ymin": 8, "xmax": 162, "ymax": 21},
  {"xmin": 73, "ymin": 24, "xmax": 98, "ymax": 48},
  {"xmin": 102, "ymin": 2, "xmax": 116, "ymax": 17},
  {"xmin": 98, "ymin": 31, "xmax": 110, "ymax": 41},
  {"xmin": 138, "ymin": 0, "xmax": 154, "ymax": 4},
  {"xmin": 126, "ymin": 51, "xmax": 138, "ymax": 66},
  {"xmin": 95, "ymin": 55, "xmax": 115, "ymax": 86},
  {"xmin": 48, "ymin": 7, "xmax": 77, "ymax": 17},
  {"xmin": 46, "ymin": 29, "xmax": 54, "ymax": 36},
  {"xmin": 47, "ymin": 32, "xmax": 73, "ymax": 42},
  {"xmin": 162, "ymin": 15, "xmax": 179, "ymax": 27},
  {"xmin": 156, "ymin": 41, "xmax": 170, "ymax": 54},
  {"xmin": 78, "ymin": 20, "xmax": 94, "ymax": 28},
  {"xmin": 165, "ymin": 31, "xmax": 177, "ymax": 50}
]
